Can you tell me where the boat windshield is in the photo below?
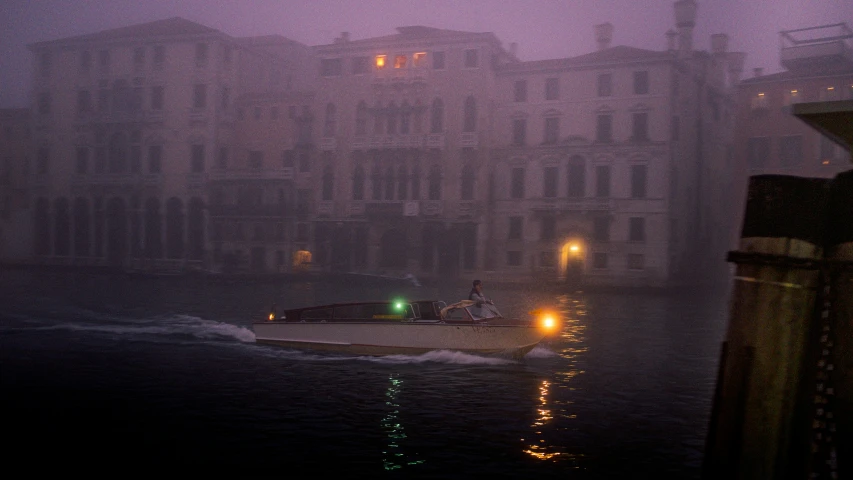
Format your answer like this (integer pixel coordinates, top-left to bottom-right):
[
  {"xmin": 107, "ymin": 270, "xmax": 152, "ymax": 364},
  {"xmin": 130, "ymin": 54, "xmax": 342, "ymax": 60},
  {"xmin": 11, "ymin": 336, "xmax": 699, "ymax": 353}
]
[{"xmin": 466, "ymin": 302, "xmax": 502, "ymax": 320}]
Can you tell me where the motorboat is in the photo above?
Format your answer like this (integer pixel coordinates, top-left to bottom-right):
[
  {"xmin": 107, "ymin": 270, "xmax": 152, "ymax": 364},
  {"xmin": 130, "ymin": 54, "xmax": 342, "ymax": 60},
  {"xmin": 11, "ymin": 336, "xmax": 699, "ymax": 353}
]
[{"xmin": 252, "ymin": 299, "xmax": 559, "ymax": 358}]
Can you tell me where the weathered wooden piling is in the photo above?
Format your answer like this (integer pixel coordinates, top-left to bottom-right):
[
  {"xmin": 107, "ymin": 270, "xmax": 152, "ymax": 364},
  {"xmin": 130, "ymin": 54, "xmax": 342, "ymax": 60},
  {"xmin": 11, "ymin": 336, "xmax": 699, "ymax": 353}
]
[
  {"xmin": 703, "ymin": 175, "xmax": 831, "ymax": 480},
  {"xmin": 821, "ymin": 169, "xmax": 853, "ymax": 479}
]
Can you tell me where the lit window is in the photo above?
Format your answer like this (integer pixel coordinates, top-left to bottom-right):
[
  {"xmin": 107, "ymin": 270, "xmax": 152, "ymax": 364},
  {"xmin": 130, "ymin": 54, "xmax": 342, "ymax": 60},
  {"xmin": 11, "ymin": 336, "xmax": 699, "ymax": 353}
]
[
  {"xmin": 751, "ymin": 92, "xmax": 768, "ymax": 110},
  {"xmin": 375, "ymin": 55, "xmax": 386, "ymax": 69},
  {"xmin": 413, "ymin": 52, "xmax": 427, "ymax": 66},
  {"xmin": 394, "ymin": 55, "xmax": 407, "ymax": 68}
]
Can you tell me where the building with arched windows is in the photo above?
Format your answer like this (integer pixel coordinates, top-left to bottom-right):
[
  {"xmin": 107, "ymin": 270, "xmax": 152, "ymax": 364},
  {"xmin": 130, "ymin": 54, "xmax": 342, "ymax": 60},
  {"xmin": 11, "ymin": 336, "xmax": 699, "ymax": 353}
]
[{"xmin": 12, "ymin": 2, "xmax": 750, "ymax": 286}]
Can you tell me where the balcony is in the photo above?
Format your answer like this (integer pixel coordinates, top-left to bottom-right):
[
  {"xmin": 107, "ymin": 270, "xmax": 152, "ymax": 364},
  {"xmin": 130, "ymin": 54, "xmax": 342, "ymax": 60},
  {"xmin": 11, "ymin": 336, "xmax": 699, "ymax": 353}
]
[
  {"xmin": 365, "ymin": 201, "xmax": 404, "ymax": 217},
  {"xmin": 352, "ymin": 136, "xmax": 369, "ymax": 149},
  {"xmin": 208, "ymin": 168, "xmax": 294, "ymax": 182},
  {"xmin": 421, "ymin": 200, "xmax": 443, "ymax": 216},
  {"xmin": 186, "ymin": 172, "xmax": 206, "ymax": 187},
  {"xmin": 348, "ymin": 201, "xmax": 365, "ymax": 217},
  {"xmin": 425, "ymin": 133, "xmax": 446, "ymax": 149},
  {"xmin": 317, "ymin": 201, "xmax": 333, "ymax": 217},
  {"xmin": 457, "ymin": 201, "xmax": 481, "ymax": 218},
  {"xmin": 208, "ymin": 204, "xmax": 289, "ymax": 218},
  {"xmin": 460, "ymin": 132, "xmax": 479, "ymax": 148},
  {"xmin": 86, "ymin": 173, "xmax": 142, "ymax": 187},
  {"xmin": 319, "ymin": 137, "xmax": 337, "ymax": 151},
  {"xmin": 780, "ymin": 23, "xmax": 853, "ymax": 72}
]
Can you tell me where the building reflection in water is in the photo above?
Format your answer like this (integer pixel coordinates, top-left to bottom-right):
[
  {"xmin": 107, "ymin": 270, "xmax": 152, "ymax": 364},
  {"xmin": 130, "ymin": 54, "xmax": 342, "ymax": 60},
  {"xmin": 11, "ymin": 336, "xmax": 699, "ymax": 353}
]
[
  {"xmin": 381, "ymin": 374, "xmax": 424, "ymax": 470},
  {"xmin": 522, "ymin": 293, "xmax": 587, "ymax": 463}
]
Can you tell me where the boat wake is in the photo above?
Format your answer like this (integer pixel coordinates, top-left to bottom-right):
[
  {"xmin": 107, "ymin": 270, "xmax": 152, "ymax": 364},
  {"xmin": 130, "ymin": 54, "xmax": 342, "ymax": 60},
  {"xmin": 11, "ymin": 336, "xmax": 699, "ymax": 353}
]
[
  {"xmin": 0, "ymin": 308, "xmax": 255, "ymax": 344},
  {"xmin": 524, "ymin": 344, "xmax": 559, "ymax": 358}
]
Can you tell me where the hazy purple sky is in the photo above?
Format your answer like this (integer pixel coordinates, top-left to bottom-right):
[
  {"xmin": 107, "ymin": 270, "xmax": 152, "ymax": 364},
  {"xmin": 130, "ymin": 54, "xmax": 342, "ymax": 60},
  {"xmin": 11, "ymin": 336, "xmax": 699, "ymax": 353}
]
[{"xmin": 1, "ymin": 0, "xmax": 850, "ymax": 107}]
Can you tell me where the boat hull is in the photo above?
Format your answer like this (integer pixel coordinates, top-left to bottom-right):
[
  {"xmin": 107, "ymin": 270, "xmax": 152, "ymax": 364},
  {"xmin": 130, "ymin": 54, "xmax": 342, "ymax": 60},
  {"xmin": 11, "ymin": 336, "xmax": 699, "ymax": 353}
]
[{"xmin": 253, "ymin": 322, "xmax": 544, "ymax": 358}]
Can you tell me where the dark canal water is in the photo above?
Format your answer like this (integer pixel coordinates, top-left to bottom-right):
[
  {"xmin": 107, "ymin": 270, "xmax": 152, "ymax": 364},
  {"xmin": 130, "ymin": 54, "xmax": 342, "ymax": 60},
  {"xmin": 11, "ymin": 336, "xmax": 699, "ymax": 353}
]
[{"xmin": 0, "ymin": 270, "xmax": 730, "ymax": 477}]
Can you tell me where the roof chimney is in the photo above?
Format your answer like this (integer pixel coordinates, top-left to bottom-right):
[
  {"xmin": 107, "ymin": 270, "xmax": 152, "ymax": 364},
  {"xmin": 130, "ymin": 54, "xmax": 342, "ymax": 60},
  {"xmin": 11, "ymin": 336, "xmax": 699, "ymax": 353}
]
[
  {"xmin": 595, "ymin": 23, "xmax": 614, "ymax": 51},
  {"xmin": 674, "ymin": 0, "xmax": 697, "ymax": 58},
  {"xmin": 509, "ymin": 42, "xmax": 518, "ymax": 57},
  {"xmin": 753, "ymin": 67, "xmax": 764, "ymax": 78},
  {"xmin": 341, "ymin": 31, "xmax": 350, "ymax": 42},
  {"xmin": 711, "ymin": 34, "xmax": 729, "ymax": 55},
  {"xmin": 666, "ymin": 29, "xmax": 678, "ymax": 52}
]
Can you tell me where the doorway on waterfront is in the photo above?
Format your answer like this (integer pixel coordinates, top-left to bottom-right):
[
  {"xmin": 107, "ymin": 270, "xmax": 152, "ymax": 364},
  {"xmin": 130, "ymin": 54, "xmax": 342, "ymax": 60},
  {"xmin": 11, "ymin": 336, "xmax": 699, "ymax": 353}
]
[{"xmin": 559, "ymin": 238, "xmax": 585, "ymax": 283}]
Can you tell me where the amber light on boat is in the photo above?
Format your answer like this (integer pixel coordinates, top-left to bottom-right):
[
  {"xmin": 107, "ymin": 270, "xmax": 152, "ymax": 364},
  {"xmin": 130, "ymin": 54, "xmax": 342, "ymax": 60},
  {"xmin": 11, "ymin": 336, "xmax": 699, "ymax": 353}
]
[{"xmin": 268, "ymin": 312, "xmax": 275, "ymax": 321}]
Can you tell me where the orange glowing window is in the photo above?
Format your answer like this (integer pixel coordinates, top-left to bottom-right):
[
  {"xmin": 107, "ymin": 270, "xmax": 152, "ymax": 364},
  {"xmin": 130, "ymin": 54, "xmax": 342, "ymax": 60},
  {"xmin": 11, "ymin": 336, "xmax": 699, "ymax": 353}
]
[
  {"xmin": 394, "ymin": 55, "xmax": 407, "ymax": 68},
  {"xmin": 375, "ymin": 55, "xmax": 386, "ymax": 69},
  {"xmin": 413, "ymin": 52, "xmax": 427, "ymax": 66}
]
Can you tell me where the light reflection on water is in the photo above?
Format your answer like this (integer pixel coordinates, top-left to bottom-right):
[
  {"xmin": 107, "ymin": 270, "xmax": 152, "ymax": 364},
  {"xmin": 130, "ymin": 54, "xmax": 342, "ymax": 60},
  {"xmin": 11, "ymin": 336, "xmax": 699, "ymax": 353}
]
[{"xmin": 381, "ymin": 374, "xmax": 424, "ymax": 470}]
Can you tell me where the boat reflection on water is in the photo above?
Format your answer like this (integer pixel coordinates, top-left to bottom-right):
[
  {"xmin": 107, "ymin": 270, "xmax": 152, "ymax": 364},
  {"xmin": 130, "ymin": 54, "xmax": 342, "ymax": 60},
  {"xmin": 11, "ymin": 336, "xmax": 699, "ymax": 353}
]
[{"xmin": 381, "ymin": 374, "xmax": 424, "ymax": 471}]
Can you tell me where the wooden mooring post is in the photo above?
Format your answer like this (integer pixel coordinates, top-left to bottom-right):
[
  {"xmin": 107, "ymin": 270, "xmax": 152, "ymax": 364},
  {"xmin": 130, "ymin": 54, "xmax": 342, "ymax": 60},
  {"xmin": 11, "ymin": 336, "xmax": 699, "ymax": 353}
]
[{"xmin": 702, "ymin": 175, "xmax": 831, "ymax": 480}]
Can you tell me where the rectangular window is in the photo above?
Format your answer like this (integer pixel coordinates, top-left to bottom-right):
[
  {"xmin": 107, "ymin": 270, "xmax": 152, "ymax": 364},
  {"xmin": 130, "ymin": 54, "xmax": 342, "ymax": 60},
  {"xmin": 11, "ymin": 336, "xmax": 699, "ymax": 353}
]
[
  {"xmin": 514, "ymin": 80, "xmax": 527, "ymax": 102},
  {"xmin": 270, "ymin": 106, "xmax": 278, "ymax": 119},
  {"xmin": 39, "ymin": 51, "xmax": 51, "ymax": 77},
  {"xmin": 298, "ymin": 152, "xmax": 310, "ymax": 172},
  {"xmin": 413, "ymin": 52, "xmax": 427, "ymax": 67},
  {"xmin": 545, "ymin": 77, "xmax": 559, "ymax": 100},
  {"xmin": 595, "ymin": 165, "xmax": 611, "ymax": 197},
  {"xmin": 249, "ymin": 150, "xmax": 263, "ymax": 169},
  {"xmin": 779, "ymin": 135, "xmax": 802, "ymax": 167},
  {"xmin": 593, "ymin": 216, "xmax": 610, "ymax": 242},
  {"xmin": 631, "ymin": 164, "xmax": 647, "ymax": 198},
  {"xmin": 433, "ymin": 51, "xmax": 445, "ymax": 70},
  {"xmin": 747, "ymin": 137, "xmax": 770, "ymax": 169},
  {"xmin": 133, "ymin": 47, "xmax": 145, "ymax": 68},
  {"xmin": 217, "ymin": 147, "xmax": 228, "ymax": 169},
  {"xmin": 632, "ymin": 112, "xmax": 649, "ymax": 141},
  {"xmin": 375, "ymin": 55, "xmax": 387, "ymax": 70},
  {"xmin": 543, "ymin": 166, "xmax": 558, "ymax": 197},
  {"xmin": 191, "ymin": 145, "xmax": 205, "ymax": 173},
  {"xmin": 195, "ymin": 43, "xmax": 208, "ymax": 66},
  {"xmin": 98, "ymin": 50, "xmax": 110, "ymax": 71},
  {"xmin": 193, "ymin": 84, "xmax": 207, "ymax": 109},
  {"xmin": 627, "ymin": 254, "xmax": 645, "ymax": 270},
  {"xmin": 629, "ymin": 217, "xmax": 646, "ymax": 242},
  {"xmin": 672, "ymin": 116, "xmax": 680, "ymax": 140},
  {"xmin": 352, "ymin": 56, "xmax": 369, "ymax": 74},
  {"xmin": 77, "ymin": 90, "xmax": 92, "ymax": 114},
  {"xmin": 394, "ymin": 55, "xmax": 407, "ymax": 68},
  {"xmin": 507, "ymin": 251, "xmax": 522, "ymax": 266},
  {"xmin": 153, "ymin": 46, "xmax": 165, "ymax": 67},
  {"xmin": 221, "ymin": 87, "xmax": 230, "ymax": 110},
  {"xmin": 464, "ymin": 49, "xmax": 478, "ymax": 68},
  {"xmin": 596, "ymin": 114, "xmax": 613, "ymax": 143},
  {"xmin": 593, "ymin": 252, "xmax": 608, "ymax": 269},
  {"xmin": 511, "ymin": 167, "xmax": 525, "ymax": 199},
  {"xmin": 598, "ymin": 73, "xmax": 612, "ymax": 96},
  {"xmin": 150, "ymin": 86, "xmax": 164, "ymax": 110},
  {"xmin": 80, "ymin": 50, "xmax": 91, "ymax": 72},
  {"xmin": 75, "ymin": 147, "xmax": 89, "ymax": 174},
  {"xmin": 508, "ymin": 217, "xmax": 523, "ymax": 240},
  {"xmin": 37, "ymin": 92, "xmax": 51, "ymax": 115},
  {"xmin": 633, "ymin": 71, "xmax": 649, "ymax": 94},
  {"xmin": 541, "ymin": 216, "xmax": 556, "ymax": 240},
  {"xmin": 321, "ymin": 58, "xmax": 342, "ymax": 76},
  {"xmin": 37, "ymin": 148, "xmax": 49, "ymax": 175},
  {"xmin": 544, "ymin": 117, "xmax": 559, "ymax": 144},
  {"xmin": 512, "ymin": 119, "xmax": 526, "ymax": 146}
]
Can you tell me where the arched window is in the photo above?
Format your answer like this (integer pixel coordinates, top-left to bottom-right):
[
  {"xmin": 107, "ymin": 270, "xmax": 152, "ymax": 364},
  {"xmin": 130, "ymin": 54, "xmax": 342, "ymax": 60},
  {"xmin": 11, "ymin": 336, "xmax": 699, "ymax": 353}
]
[
  {"xmin": 144, "ymin": 197, "xmax": 162, "ymax": 258},
  {"xmin": 400, "ymin": 101, "xmax": 411, "ymax": 134},
  {"xmin": 411, "ymin": 163, "xmax": 421, "ymax": 200},
  {"xmin": 430, "ymin": 98, "xmax": 443, "ymax": 133},
  {"xmin": 428, "ymin": 165, "xmax": 442, "ymax": 200},
  {"xmin": 567, "ymin": 155, "xmax": 586, "ymax": 198},
  {"xmin": 384, "ymin": 167, "xmax": 394, "ymax": 200},
  {"xmin": 323, "ymin": 103, "xmax": 336, "ymax": 137},
  {"xmin": 108, "ymin": 132, "xmax": 128, "ymax": 173},
  {"xmin": 322, "ymin": 165, "xmax": 334, "ymax": 201},
  {"xmin": 371, "ymin": 163, "xmax": 382, "ymax": 200},
  {"xmin": 73, "ymin": 197, "xmax": 90, "ymax": 257},
  {"xmin": 461, "ymin": 164, "xmax": 475, "ymax": 200},
  {"xmin": 397, "ymin": 165, "xmax": 408, "ymax": 200},
  {"xmin": 463, "ymin": 95, "xmax": 476, "ymax": 132},
  {"xmin": 386, "ymin": 101, "xmax": 397, "ymax": 134},
  {"xmin": 355, "ymin": 101, "xmax": 368, "ymax": 135},
  {"xmin": 373, "ymin": 101, "xmax": 384, "ymax": 134},
  {"xmin": 352, "ymin": 165, "xmax": 365, "ymax": 200},
  {"xmin": 54, "ymin": 198, "xmax": 71, "ymax": 256}
]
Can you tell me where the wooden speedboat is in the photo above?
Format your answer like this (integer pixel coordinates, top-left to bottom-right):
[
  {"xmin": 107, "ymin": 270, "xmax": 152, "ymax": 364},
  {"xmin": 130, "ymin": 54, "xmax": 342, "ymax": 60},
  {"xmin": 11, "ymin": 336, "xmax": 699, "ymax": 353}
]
[{"xmin": 252, "ymin": 299, "xmax": 559, "ymax": 358}]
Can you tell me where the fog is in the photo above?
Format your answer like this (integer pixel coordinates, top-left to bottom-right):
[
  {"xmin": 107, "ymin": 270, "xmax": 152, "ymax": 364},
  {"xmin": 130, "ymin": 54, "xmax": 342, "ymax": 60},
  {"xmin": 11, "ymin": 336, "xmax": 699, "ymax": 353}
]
[{"xmin": 1, "ymin": 0, "xmax": 850, "ymax": 107}]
